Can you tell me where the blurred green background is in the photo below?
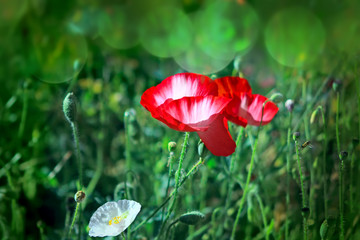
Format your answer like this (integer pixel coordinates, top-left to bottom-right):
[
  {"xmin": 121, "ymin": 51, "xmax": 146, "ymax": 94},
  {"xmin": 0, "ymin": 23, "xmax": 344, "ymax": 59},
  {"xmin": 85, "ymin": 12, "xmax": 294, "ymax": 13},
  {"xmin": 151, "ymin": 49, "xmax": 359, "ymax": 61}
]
[{"xmin": 1, "ymin": 0, "xmax": 360, "ymax": 239}]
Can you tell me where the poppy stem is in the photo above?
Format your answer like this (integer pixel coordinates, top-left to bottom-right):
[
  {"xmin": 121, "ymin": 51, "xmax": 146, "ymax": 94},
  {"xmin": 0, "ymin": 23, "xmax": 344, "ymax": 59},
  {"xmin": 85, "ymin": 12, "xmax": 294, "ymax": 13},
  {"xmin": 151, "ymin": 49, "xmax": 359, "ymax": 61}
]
[
  {"xmin": 231, "ymin": 102, "xmax": 266, "ymax": 240},
  {"xmin": 132, "ymin": 155, "xmax": 203, "ymax": 233},
  {"xmin": 293, "ymin": 133, "xmax": 308, "ymax": 240},
  {"xmin": 159, "ymin": 132, "xmax": 189, "ymax": 236},
  {"xmin": 224, "ymin": 128, "xmax": 244, "ymax": 232},
  {"xmin": 336, "ymin": 91, "xmax": 341, "ymax": 154},
  {"xmin": 285, "ymin": 111, "xmax": 293, "ymax": 240},
  {"xmin": 318, "ymin": 106, "xmax": 328, "ymax": 218},
  {"xmin": 162, "ymin": 149, "xmax": 176, "ymax": 222},
  {"xmin": 255, "ymin": 192, "xmax": 270, "ymax": 240},
  {"xmin": 18, "ymin": 80, "xmax": 29, "ymax": 140},
  {"xmin": 68, "ymin": 202, "xmax": 80, "ymax": 237}
]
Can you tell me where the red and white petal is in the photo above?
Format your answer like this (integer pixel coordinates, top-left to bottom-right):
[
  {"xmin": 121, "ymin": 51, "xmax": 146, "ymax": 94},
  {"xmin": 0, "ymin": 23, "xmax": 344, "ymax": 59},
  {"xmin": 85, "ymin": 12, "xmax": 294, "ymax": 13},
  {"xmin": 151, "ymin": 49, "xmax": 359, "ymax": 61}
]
[
  {"xmin": 226, "ymin": 93, "xmax": 278, "ymax": 126},
  {"xmin": 197, "ymin": 116, "xmax": 236, "ymax": 156},
  {"xmin": 140, "ymin": 73, "xmax": 217, "ymax": 116},
  {"xmin": 214, "ymin": 76, "xmax": 252, "ymax": 98},
  {"xmin": 159, "ymin": 96, "xmax": 231, "ymax": 131}
]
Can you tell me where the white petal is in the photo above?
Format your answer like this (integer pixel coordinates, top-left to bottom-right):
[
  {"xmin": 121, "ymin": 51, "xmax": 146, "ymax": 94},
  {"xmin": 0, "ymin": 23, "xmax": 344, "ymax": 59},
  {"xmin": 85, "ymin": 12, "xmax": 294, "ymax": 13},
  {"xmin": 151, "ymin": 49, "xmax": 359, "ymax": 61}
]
[{"xmin": 89, "ymin": 200, "xmax": 141, "ymax": 237}]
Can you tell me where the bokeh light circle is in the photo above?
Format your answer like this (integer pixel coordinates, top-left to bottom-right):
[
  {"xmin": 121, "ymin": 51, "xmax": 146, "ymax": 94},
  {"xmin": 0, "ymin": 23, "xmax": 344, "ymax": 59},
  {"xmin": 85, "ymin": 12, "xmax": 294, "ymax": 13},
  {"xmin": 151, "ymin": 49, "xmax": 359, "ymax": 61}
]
[
  {"xmin": 330, "ymin": 11, "xmax": 360, "ymax": 55},
  {"xmin": 265, "ymin": 7, "xmax": 326, "ymax": 68},
  {"xmin": 98, "ymin": 6, "xmax": 139, "ymax": 50},
  {"xmin": 174, "ymin": 44, "xmax": 232, "ymax": 75},
  {"xmin": 31, "ymin": 29, "xmax": 87, "ymax": 83},
  {"xmin": 196, "ymin": 1, "xmax": 260, "ymax": 61},
  {"xmin": 139, "ymin": 6, "xmax": 192, "ymax": 58}
]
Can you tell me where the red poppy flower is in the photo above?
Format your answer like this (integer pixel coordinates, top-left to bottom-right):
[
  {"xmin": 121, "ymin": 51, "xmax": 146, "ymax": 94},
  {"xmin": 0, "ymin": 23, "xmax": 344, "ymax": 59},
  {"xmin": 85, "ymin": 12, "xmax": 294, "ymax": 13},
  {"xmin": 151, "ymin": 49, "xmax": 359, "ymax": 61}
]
[
  {"xmin": 215, "ymin": 76, "xmax": 279, "ymax": 126},
  {"xmin": 141, "ymin": 73, "xmax": 236, "ymax": 156}
]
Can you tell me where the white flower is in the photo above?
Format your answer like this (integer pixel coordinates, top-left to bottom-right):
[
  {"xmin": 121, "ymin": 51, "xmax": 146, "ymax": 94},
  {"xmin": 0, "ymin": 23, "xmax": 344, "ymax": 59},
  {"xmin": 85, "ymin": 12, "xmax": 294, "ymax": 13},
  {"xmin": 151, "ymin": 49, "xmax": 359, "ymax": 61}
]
[{"xmin": 89, "ymin": 199, "xmax": 141, "ymax": 237}]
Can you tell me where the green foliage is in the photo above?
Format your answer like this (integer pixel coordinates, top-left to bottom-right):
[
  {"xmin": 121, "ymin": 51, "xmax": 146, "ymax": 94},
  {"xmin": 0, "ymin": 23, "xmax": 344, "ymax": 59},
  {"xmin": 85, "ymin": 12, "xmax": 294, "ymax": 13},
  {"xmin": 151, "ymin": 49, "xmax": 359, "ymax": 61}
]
[{"xmin": 1, "ymin": 0, "xmax": 360, "ymax": 240}]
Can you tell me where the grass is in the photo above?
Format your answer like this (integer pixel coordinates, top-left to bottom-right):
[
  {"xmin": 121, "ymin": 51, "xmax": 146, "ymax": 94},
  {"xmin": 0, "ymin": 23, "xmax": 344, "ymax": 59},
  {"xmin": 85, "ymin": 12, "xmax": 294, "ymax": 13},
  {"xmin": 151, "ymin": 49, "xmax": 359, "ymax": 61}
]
[{"xmin": 1, "ymin": 1, "xmax": 360, "ymax": 240}]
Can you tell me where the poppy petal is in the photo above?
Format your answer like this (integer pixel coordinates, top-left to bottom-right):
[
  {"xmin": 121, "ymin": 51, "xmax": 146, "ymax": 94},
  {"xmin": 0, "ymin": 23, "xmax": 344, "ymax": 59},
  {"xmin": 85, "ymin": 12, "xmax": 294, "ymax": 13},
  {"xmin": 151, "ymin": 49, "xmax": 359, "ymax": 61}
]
[
  {"xmin": 197, "ymin": 116, "xmax": 236, "ymax": 156},
  {"xmin": 226, "ymin": 93, "xmax": 279, "ymax": 126},
  {"xmin": 140, "ymin": 73, "xmax": 217, "ymax": 117},
  {"xmin": 215, "ymin": 76, "xmax": 252, "ymax": 98},
  {"xmin": 159, "ymin": 96, "xmax": 231, "ymax": 131}
]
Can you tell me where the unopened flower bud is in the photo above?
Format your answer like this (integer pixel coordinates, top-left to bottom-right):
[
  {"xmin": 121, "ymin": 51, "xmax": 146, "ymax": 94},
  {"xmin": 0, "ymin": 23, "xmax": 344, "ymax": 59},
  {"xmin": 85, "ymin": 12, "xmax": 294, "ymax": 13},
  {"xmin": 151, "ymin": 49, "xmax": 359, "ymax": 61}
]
[
  {"xmin": 301, "ymin": 207, "xmax": 310, "ymax": 219},
  {"xmin": 270, "ymin": 93, "xmax": 283, "ymax": 104},
  {"xmin": 285, "ymin": 99, "xmax": 294, "ymax": 112},
  {"xmin": 179, "ymin": 211, "xmax": 205, "ymax": 225},
  {"xmin": 63, "ymin": 92, "xmax": 77, "ymax": 124},
  {"xmin": 332, "ymin": 80, "xmax": 341, "ymax": 92},
  {"xmin": 310, "ymin": 106, "xmax": 320, "ymax": 124},
  {"xmin": 168, "ymin": 141, "xmax": 177, "ymax": 152},
  {"xmin": 233, "ymin": 55, "xmax": 242, "ymax": 71},
  {"xmin": 293, "ymin": 132, "xmax": 300, "ymax": 141},
  {"xmin": 339, "ymin": 151, "xmax": 348, "ymax": 161},
  {"xmin": 198, "ymin": 140, "xmax": 209, "ymax": 158},
  {"xmin": 74, "ymin": 191, "xmax": 86, "ymax": 203},
  {"xmin": 320, "ymin": 219, "xmax": 329, "ymax": 239}
]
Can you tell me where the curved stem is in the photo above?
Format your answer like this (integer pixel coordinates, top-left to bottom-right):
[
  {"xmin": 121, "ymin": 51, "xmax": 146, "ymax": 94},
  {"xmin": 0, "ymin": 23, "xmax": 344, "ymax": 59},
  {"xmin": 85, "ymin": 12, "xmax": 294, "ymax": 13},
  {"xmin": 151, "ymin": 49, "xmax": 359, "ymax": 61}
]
[
  {"xmin": 161, "ymin": 133, "xmax": 189, "ymax": 230},
  {"xmin": 336, "ymin": 91, "xmax": 340, "ymax": 154},
  {"xmin": 231, "ymin": 102, "xmax": 266, "ymax": 240},
  {"xmin": 132, "ymin": 148, "xmax": 203, "ymax": 233},
  {"xmin": 225, "ymin": 128, "xmax": 244, "ymax": 214},
  {"xmin": 285, "ymin": 112, "xmax": 293, "ymax": 240},
  {"xmin": 319, "ymin": 107, "xmax": 328, "ymax": 218},
  {"xmin": 68, "ymin": 203, "xmax": 80, "ymax": 236},
  {"xmin": 162, "ymin": 151, "xmax": 175, "ymax": 222},
  {"xmin": 255, "ymin": 193, "xmax": 269, "ymax": 240}
]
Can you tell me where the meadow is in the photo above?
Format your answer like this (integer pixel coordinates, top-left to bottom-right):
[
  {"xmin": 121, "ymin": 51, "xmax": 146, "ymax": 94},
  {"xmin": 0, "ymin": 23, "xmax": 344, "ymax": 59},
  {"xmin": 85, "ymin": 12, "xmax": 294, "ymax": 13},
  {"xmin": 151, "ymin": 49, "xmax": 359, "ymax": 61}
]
[{"xmin": 0, "ymin": 0, "xmax": 360, "ymax": 239}]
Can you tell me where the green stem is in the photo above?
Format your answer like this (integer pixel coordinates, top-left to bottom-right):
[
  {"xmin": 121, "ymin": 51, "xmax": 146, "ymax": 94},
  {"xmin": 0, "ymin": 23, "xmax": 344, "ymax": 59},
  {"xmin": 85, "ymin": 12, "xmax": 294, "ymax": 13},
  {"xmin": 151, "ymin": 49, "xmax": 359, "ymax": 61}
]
[
  {"xmin": 231, "ymin": 134, "xmax": 258, "ymax": 240},
  {"xmin": 165, "ymin": 219, "xmax": 179, "ymax": 240},
  {"xmin": 302, "ymin": 80, "xmax": 310, "ymax": 140},
  {"xmin": 83, "ymin": 98, "xmax": 105, "ymax": 210},
  {"xmin": 350, "ymin": 151, "xmax": 354, "ymax": 213},
  {"xmin": 162, "ymin": 151, "xmax": 175, "ymax": 222},
  {"xmin": 231, "ymin": 102, "xmax": 268, "ymax": 240},
  {"xmin": 18, "ymin": 81, "xmax": 28, "ymax": 139},
  {"xmin": 132, "ymin": 149, "xmax": 203, "ymax": 234},
  {"xmin": 124, "ymin": 110, "xmax": 132, "ymax": 174},
  {"xmin": 225, "ymin": 128, "xmax": 244, "ymax": 214},
  {"xmin": 71, "ymin": 123, "xmax": 83, "ymax": 188},
  {"xmin": 319, "ymin": 107, "xmax": 328, "ymax": 218},
  {"xmin": 336, "ymin": 92, "xmax": 340, "ymax": 154},
  {"xmin": 339, "ymin": 155, "xmax": 344, "ymax": 240},
  {"xmin": 294, "ymin": 137, "xmax": 308, "ymax": 240},
  {"xmin": 255, "ymin": 193, "xmax": 270, "ymax": 240},
  {"xmin": 285, "ymin": 112, "xmax": 293, "ymax": 240},
  {"xmin": 68, "ymin": 203, "xmax": 80, "ymax": 236},
  {"xmin": 159, "ymin": 132, "xmax": 189, "ymax": 236},
  {"xmin": 70, "ymin": 122, "xmax": 82, "ymax": 239}
]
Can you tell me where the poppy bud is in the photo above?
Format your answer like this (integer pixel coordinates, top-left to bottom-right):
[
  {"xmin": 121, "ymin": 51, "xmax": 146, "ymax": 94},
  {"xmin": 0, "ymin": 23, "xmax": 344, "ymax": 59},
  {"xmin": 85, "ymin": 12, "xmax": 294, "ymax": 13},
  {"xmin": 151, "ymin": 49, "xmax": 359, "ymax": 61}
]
[
  {"xmin": 233, "ymin": 55, "xmax": 242, "ymax": 71},
  {"xmin": 198, "ymin": 140, "xmax": 209, "ymax": 158},
  {"xmin": 73, "ymin": 59, "xmax": 81, "ymax": 72},
  {"xmin": 293, "ymin": 132, "xmax": 300, "ymax": 141},
  {"xmin": 74, "ymin": 190, "xmax": 86, "ymax": 203},
  {"xmin": 320, "ymin": 219, "xmax": 328, "ymax": 239},
  {"xmin": 63, "ymin": 92, "xmax": 77, "ymax": 124},
  {"xmin": 179, "ymin": 211, "xmax": 205, "ymax": 225},
  {"xmin": 310, "ymin": 107, "xmax": 320, "ymax": 124},
  {"xmin": 332, "ymin": 80, "xmax": 341, "ymax": 92},
  {"xmin": 339, "ymin": 151, "xmax": 348, "ymax": 161},
  {"xmin": 301, "ymin": 207, "xmax": 310, "ymax": 219},
  {"xmin": 285, "ymin": 99, "xmax": 294, "ymax": 112},
  {"xmin": 168, "ymin": 141, "xmax": 177, "ymax": 152},
  {"xmin": 270, "ymin": 93, "xmax": 283, "ymax": 104}
]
